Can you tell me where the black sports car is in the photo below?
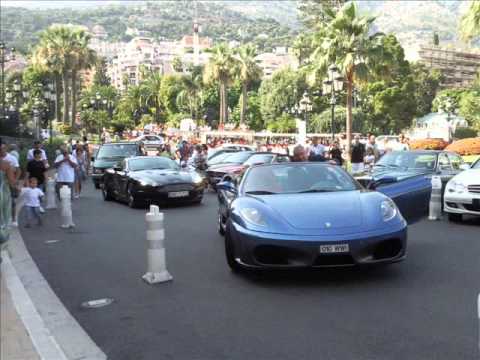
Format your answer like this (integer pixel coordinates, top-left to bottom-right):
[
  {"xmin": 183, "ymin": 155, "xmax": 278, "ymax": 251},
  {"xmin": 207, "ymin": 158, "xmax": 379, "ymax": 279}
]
[{"xmin": 102, "ymin": 156, "xmax": 205, "ymax": 208}]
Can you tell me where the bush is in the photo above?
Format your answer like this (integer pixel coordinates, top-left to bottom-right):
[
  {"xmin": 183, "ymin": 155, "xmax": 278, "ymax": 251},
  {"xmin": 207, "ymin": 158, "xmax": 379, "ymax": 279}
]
[
  {"xmin": 409, "ymin": 138, "xmax": 448, "ymax": 150},
  {"xmin": 56, "ymin": 123, "xmax": 73, "ymax": 135},
  {"xmin": 445, "ymin": 137, "xmax": 480, "ymax": 156},
  {"xmin": 454, "ymin": 127, "xmax": 478, "ymax": 140}
]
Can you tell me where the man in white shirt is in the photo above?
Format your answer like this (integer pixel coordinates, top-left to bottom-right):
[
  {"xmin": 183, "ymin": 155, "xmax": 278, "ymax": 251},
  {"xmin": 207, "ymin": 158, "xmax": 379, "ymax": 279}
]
[
  {"xmin": 27, "ymin": 141, "xmax": 48, "ymax": 162},
  {"xmin": 54, "ymin": 146, "xmax": 77, "ymax": 199},
  {"xmin": 308, "ymin": 137, "xmax": 326, "ymax": 160},
  {"xmin": 1, "ymin": 142, "xmax": 21, "ymax": 226}
]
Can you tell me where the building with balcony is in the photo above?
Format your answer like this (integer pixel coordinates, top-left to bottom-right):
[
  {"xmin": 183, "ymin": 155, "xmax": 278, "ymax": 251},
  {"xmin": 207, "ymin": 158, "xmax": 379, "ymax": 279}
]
[
  {"xmin": 256, "ymin": 47, "xmax": 299, "ymax": 78},
  {"xmin": 419, "ymin": 45, "xmax": 480, "ymax": 88}
]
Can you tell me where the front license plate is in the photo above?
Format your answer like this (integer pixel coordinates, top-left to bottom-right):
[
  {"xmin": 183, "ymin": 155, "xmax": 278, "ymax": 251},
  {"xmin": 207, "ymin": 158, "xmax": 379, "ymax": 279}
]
[
  {"xmin": 320, "ymin": 244, "xmax": 350, "ymax": 254},
  {"xmin": 168, "ymin": 191, "xmax": 189, "ymax": 198}
]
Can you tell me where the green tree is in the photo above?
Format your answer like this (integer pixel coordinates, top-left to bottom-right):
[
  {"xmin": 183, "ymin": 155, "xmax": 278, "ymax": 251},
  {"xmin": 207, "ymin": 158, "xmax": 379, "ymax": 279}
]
[
  {"xmin": 172, "ymin": 56, "xmax": 184, "ymax": 73},
  {"xmin": 459, "ymin": 89, "xmax": 480, "ymax": 131},
  {"xmin": 460, "ymin": 1, "xmax": 480, "ymax": 42},
  {"xmin": 297, "ymin": 0, "xmax": 345, "ymax": 29},
  {"xmin": 235, "ymin": 44, "xmax": 262, "ymax": 125},
  {"xmin": 140, "ymin": 70, "xmax": 163, "ymax": 123},
  {"xmin": 204, "ymin": 43, "xmax": 238, "ymax": 127},
  {"xmin": 177, "ymin": 66, "xmax": 203, "ymax": 120},
  {"xmin": 308, "ymin": 2, "xmax": 387, "ymax": 158},
  {"xmin": 93, "ymin": 57, "xmax": 111, "ymax": 86}
]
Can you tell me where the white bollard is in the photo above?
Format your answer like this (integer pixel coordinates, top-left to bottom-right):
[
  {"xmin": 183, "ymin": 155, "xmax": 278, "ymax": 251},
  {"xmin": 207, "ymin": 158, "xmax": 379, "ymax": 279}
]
[
  {"xmin": 59, "ymin": 185, "xmax": 75, "ymax": 228},
  {"xmin": 428, "ymin": 175, "xmax": 443, "ymax": 221},
  {"xmin": 45, "ymin": 178, "xmax": 57, "ymax": 210},
  {"xmin": 142, "ymin": 205, "xmax": 172, "ymax": 284}
]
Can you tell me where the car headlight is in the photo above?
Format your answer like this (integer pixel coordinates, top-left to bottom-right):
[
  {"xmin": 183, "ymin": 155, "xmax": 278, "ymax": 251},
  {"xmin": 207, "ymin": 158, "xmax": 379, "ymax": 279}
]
[
  {"xmin": 239, "ymin": 207, "xmax": 266, "ymax": 226},
  {"xmin": 192, "ymin": 172, "xmax": 204, "ymax": 184},
  {"xmin": 381, "ymin": 199, "xmax": 397, "ymax": 222},
  {"xmin": 447, "ymin": 180, "xmax": 466, "ymax": 193}
]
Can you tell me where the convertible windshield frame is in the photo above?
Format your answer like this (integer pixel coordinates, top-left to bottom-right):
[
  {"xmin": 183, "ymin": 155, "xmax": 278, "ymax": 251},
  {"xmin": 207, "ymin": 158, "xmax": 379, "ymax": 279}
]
[
  {"xmin": 97, "ymin": 143, "xmax": 140, "ymax": 159},
  {"xmin": 127, "ymin": 157, "xmax": 179, "ymax": 172},
  {"xmin": 374, "ymin": 151, "xmax": 439, "ymax": 171},
  {"xmin": 239, "ymin": 163, "xmax": 361, "ymax": 195}
]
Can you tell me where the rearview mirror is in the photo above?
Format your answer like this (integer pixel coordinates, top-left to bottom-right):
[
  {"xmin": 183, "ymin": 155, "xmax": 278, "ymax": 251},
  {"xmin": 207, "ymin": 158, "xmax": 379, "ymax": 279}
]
[{"xmin": 217, "ymin": 181, "xmax": 237, "ymax": 194}]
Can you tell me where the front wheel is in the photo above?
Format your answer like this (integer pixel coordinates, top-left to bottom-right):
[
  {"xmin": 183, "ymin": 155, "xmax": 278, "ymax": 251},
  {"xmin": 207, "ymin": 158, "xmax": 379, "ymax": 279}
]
[
  {"xmin": 448, "ymin": 213, "xmax": 462, "ymax": 222},
  {"xmin": 225, "ymin": 226, "xmax": 240, "ymax": 272},
  {"xmin": 218, "ymin": 211, "xmax": 226, "ymax": 236},
  {"xmin": 127, "ymin": 185, "xmax": 142, "ymax": 209},
  {"xmin": 102, "ymin": 184, "xmax": 113, "ymax": 201}
]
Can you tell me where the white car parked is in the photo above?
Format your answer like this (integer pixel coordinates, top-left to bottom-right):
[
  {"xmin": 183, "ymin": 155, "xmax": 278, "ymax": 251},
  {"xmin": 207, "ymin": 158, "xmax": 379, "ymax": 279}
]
[
  {"xmin": 444, "ymin": 158, "xmax": 480, "ymax": 222},
  {"xmin": 135, "ymin": 135, "xmax": 164, "ymax": 150}
]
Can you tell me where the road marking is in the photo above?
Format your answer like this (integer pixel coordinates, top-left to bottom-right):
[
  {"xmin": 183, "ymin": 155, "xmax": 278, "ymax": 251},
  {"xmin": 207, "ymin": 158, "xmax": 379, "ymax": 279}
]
[
  {"xmin": 1, "ymin": 251, "xmax": 68, "ymax": 360},
  {"xmin": 45, "ymin": 240, "xmax": 61, "ymax": 244}
]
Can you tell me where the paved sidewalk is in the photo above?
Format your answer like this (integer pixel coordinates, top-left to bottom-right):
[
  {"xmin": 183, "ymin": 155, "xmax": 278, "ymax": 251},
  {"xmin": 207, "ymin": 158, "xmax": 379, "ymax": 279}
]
[{"xmin": 1, "ymin": 257, "xmax": 40, "ymax": 360}]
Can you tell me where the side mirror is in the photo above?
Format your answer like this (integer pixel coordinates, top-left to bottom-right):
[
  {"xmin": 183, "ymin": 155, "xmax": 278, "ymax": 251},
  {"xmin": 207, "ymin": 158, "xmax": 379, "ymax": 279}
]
[
  {"xmin": 217, "ymin": 180, "xmax": 237, "ymax": 194},
  {"xmin": 368, "ymin": 175, "xmax": 397, "ymax": 190},
  {"xmin": 459, "ymin": 163, "xmax": 470, "ymax": 171},
  {"xmin": 90, "ymin": 156, "xmax": 95, "ymax": 162},
  {"xmin": 113, "ymin": 162, "xmax": 123, "ymax": 172}
]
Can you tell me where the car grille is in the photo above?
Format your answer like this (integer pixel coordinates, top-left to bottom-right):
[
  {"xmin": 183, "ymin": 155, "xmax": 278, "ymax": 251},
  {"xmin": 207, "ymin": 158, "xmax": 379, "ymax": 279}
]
[
  {"xmin": 468, "ymin": 185, "xmax": 480, "ymax": 194},
  {"xmin": 161, "ymin": 184, "xmax": 194, "ymax": 192},
  {"xmin": 464, "ymin": 203, "xmax": 480, "ymax": 212}
]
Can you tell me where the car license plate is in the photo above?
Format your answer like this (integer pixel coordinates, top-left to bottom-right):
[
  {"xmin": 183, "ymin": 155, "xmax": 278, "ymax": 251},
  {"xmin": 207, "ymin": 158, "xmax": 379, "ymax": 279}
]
[
  {"xmin": 319, "ymin": 244, "xmax": 349, "ymax": 254},
  {"xmin": 168, "ymin": 191, "xmax": 189, "ymax": 198}
]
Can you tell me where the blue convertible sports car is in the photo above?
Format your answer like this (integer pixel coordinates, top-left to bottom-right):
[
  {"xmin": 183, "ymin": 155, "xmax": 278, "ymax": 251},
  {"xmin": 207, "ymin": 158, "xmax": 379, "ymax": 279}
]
[{"xmin": 217, "ymin": 163, "xmax": 407, "ymax": 272}]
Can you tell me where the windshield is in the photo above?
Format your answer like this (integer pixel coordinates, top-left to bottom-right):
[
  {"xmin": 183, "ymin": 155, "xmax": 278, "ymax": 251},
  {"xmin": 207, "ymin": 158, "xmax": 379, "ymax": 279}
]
[
  {"xmin": 472, "ymin": 159, "xmax": 480, "ymax": 169},
  {"xmin": 243, "ymin": 164, "xmax": 359, "ymax": 194},
  {"xmin": 128, "ymin": 157, "xmax": 178, "ymax": 171},
  {"xmin": 208, "ymin": 152, "xmax": 237, "ymax": 165},
  {"xmin": 220, "ymin": 151, "xmax": 253, "ymax": 164},
  {"xmin": 375, "ymin": 152, "xmax": 436, "ymax": 171},
  {"xmin": 97, "ymin": 144, "xmax": 139, "ymax": 159},
  {"xmin": 244, "ymin": 154, "xmax": 274, "ymax": 166}
]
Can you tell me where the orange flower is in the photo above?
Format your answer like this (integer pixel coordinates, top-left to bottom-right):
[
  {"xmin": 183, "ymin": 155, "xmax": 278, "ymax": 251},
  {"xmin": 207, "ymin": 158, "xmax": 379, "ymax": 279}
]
[
  {"xmin": 445, "ymin": 138, "xmax": 480, "ymax": 155},
  {"xmin": 409, "ymin": 138, "xmax": 448, "ymax": 150}
]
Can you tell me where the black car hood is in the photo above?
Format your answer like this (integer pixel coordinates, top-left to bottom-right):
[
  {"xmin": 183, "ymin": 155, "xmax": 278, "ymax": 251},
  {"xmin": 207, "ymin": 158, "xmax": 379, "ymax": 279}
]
[
  {"xmin": 130, "ymin": 169, "xmax": 194, "ymax": 185},
  {"xmin": 94, "ymin": 158, "xmax": 124, "ymax": 169}
]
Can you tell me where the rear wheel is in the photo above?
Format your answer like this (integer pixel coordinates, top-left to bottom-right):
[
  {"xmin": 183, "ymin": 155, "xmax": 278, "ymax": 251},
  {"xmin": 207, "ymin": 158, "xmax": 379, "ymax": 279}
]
[
  {"xmin": 225, "ymin": 225, "xmax": 240, "ymax": 272},
  {"xmin": 448, "ymin": 213, "xmax": 462, "ymax": 222},
  {"xmin": 218, "ymin": 211, "xmax": 226, "ymax": 236}
]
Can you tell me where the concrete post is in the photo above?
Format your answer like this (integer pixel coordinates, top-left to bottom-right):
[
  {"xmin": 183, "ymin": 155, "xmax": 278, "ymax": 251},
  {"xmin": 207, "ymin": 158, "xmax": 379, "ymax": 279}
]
[
  {"xmin": 428, "ymin": 175, "xmax": 442, "ymax": 221},
  {"xmin": 142, "ymin": 205, "xmax": 172, "ymax": 284},
  {"xmin": 45, "ymin": 177, "xmax": 57, "ymax": 210},
  {"xmin": 59, "ymin": 185, "xmax": 75, "ymax": 228}
]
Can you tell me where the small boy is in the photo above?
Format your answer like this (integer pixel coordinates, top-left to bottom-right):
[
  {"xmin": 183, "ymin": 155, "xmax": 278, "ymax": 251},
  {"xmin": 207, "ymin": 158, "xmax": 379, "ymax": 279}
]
[{"xmin": 22, "ymin": 177, "xmax": 44, "ymax": 227}]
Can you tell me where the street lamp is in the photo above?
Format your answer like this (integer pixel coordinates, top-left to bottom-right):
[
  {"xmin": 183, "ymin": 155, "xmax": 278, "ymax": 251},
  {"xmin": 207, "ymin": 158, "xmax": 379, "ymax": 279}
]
[
  {"xmin": 32, "ymin": 97, "xmax": 42, "ymax": 140},
  {"xmin": 0, "ymin": 42, "xmax": 16, "ymax": 121},
  {"xmin": 299, "ymin": 91, "xmax": 313, "ymax": 125},
  {"xmin": 322, "ymin": 64, "xmax": 344, "ymax": 140}
]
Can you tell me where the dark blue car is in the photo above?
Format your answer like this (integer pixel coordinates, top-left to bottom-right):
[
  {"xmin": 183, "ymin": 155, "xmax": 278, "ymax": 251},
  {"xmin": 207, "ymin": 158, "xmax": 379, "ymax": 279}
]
[
  {"xmin": 217, "ymin": 162, "xmax": 407, "ymax": 272},
  {"xmin": 357, "ymin": 150, "xmax": 466, "ymax": 220}
]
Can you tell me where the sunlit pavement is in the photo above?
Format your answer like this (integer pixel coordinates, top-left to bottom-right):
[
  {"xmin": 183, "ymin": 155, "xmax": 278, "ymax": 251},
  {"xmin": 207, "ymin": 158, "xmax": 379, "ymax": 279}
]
[{"xmin": 21, "ymin": 182, "xmax": 480, "ymax": 360}]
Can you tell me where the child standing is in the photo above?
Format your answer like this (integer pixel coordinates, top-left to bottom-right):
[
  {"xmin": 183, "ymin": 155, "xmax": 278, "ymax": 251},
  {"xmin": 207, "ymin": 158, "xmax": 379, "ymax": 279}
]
[{"xmin": 22, "ymin": 177, "xmax": 44, "ymax": 227}]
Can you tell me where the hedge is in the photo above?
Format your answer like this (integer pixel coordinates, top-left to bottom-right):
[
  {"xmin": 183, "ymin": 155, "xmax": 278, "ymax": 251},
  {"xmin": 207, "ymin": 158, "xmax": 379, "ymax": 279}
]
[
  {"xmin": 409, "ymin": 138, "xmax": 448, "ymax": 150},
  {"xmin": 445, "ymin": 137, "xmax": 480, "ymax": 156}
]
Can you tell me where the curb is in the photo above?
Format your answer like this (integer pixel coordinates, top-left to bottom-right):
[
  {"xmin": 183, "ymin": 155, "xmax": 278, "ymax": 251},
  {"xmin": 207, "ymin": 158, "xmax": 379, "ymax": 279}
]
[{"xmin": 4, "ymin": 228, "xmax": 107, "ymax": 360}]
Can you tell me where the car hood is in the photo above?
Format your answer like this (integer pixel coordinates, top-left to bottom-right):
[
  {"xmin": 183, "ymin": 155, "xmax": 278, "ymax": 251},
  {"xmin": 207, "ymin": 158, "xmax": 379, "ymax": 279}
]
[
  {"xmin": 94, "ymin": 158, "xmax": 124, "ymax": 168},
  {"xmin": 255, "ymin": 191, "xmax": 363, "ymax": 230},
  {"xmin": 130, "ymin": 169, "xmax": 193, "ymax": 185},
  {"xmin": 370, "ymin": 168, "xmax": 431, "ymax": 181},
  {"xmin": 450, "ymin": 169, "xmax": 480, "ymax": 184}
]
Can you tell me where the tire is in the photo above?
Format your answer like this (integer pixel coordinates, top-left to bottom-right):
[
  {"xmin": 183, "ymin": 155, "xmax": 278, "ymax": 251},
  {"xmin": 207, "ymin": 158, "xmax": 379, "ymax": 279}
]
[
  {"xmin": 218, "ymin": 211, "xmax": 226, "ymax": 236},
  {"xmin": 225, "ymin": 225, "xmax": 241, "ymax": 272},
  {"xmin": 448, "ymin": 213, "xmax": 462, "ymax": 222},
  {"xmin": 127, "ymin": 185, "xmax": 142, "ymax": 209},
  {"xmin": 102, "ymin": 184, "xmax": 113, "ymax": 201}
]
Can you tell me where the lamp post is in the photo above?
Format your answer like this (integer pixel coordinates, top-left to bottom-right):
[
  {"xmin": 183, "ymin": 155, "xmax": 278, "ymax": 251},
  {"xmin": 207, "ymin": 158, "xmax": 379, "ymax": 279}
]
[
  {"xmin": 32, "ymin": 97, "xmax": 42, "ymax": 140},
  {"xmin": 322, "ymin": 64, "xmax": 344, "ymax": 141},
  {"xmin": 0, "ymin": 42, "xmax": 15, "ymax": 122},
  {"xmin": 299, "ymin": 91, "xmax": 313, "ymax": 126}
]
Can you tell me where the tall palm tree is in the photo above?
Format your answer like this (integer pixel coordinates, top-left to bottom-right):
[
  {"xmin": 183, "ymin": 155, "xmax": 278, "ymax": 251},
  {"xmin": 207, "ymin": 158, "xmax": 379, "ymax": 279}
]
[
  {"xmin": 177, "ymin": 65, "xmax": 203, "ymax": 120},
  {"xmin": 70, "ymin": 29, "xmax": 96, "ymax": 127},
  {"xmin": 140, "ymin": 70, "xmax": 163, "ymax": 123},
  {"xmin": 236, "ymin": 44, "xmax": 262, "ymax": 126},
  {"xmin": 309, "ymin": 3, "xmax": 386, "ymax": 159},
  {"xmin": 460, "ymin": 1, "xmax": 480, "ymax": 42},
  {"xmin": 204, "ymin": 43, "xmax": 238, "ymax": 127}
]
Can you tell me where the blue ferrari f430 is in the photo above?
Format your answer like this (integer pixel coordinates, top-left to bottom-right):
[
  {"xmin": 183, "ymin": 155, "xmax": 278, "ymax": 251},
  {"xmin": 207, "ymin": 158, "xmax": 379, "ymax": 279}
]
[{"xmin": 216, "ymin": 163, "xmax": 407, "ymax": 272}]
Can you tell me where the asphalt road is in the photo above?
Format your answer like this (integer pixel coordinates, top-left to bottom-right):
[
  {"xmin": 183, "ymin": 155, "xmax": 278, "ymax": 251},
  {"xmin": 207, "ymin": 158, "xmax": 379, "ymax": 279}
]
[{"xmin": 21, "ymin": 181, "xmax": 480, "ymax": 360}]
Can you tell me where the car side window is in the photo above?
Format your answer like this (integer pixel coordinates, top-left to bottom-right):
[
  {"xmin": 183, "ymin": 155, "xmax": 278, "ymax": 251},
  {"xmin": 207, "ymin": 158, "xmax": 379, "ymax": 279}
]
[
  {"xmin": 438, "ymin": 154, "xmax": 452, "ymax": 171},
  {"xmin": 448, "ymin": 153, "xmax": 463, "ymax": 170}
]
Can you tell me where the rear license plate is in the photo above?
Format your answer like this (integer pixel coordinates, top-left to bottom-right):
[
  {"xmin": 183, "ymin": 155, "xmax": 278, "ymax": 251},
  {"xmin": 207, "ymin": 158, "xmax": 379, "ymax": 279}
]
[
  {"xmin": 320, "ymin": 244, "xmax": 350, "ymax": 254},
  {"xmin": 168, "ymin": 191, "xmax": 189, "ymax": 198}
]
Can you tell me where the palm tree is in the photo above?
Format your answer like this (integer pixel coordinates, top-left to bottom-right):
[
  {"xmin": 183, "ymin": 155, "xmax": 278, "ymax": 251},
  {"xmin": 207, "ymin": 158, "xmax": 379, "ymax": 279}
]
[
  {"xmin": 236, "ymin": 44, "xmax": 262, "ymax": 126},
  {"xmin": 140, "ymin": 70, "xmax": 163, "ymax": 123},
  {"xmin": 204, "ymin": 43, "xmax": 238, "ymax": 127},
  {"xmin": 460, "ymin": 1, "xmax": 480, "ymax": 42},
  {"xmin": 177, "ymin": 65, "xmax": 203, "ymax": 120},
  {"xmin": 70, "ymin": 29, "xmax": 96, "ymax": 127},
  {"xmin": 309, "ymin": 3, "xmax": 386, "ymax": 159}
]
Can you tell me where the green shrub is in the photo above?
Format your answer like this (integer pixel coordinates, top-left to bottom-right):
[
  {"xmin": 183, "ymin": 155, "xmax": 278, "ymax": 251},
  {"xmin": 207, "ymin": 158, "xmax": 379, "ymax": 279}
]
[{"xmin": 454, "ymin": 127, "xmax": 478, "ymax": 140}]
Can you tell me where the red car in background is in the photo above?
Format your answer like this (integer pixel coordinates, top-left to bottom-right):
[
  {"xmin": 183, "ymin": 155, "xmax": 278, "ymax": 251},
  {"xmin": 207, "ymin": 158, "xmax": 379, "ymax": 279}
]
[{"xmin": 206, "ymin": 152, "xmax": 290, "ymax": 188}]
